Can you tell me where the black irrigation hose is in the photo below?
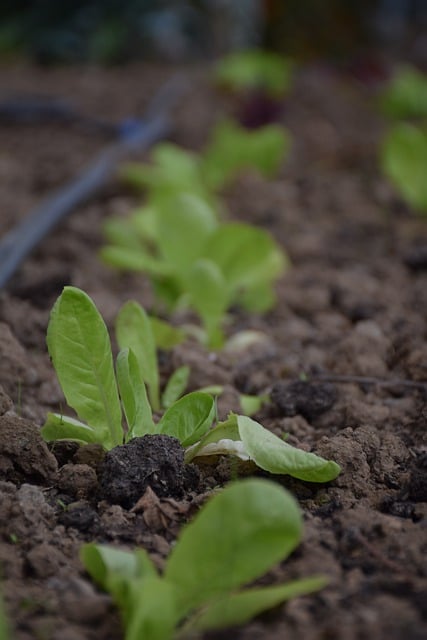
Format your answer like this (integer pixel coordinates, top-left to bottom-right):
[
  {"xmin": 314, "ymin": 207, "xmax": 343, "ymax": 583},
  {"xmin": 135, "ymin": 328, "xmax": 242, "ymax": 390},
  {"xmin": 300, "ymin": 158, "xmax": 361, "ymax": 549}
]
[{"xmin": 0, "ymin": 74, "xmax": 187, "ymax": 289}]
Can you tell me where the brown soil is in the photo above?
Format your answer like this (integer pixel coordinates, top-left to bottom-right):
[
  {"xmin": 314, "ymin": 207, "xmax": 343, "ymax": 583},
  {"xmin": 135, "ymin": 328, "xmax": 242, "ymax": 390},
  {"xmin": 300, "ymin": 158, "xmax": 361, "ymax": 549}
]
[{"xmin": 0, "ymin": 60, "xmax": 426, "ymax": 640}]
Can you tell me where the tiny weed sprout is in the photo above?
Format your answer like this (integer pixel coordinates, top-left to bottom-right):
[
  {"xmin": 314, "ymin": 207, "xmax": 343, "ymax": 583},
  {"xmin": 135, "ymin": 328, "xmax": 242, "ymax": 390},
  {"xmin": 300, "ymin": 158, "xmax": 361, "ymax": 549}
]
[
  {"xmin": 43, "ymin": 287, "xmax": 340, "ymax": 481},
  {"xmin": 381, "ymin": 123, "xmax": 427, "ymax": 215},
  {"xmin": 81, "ymin": 478, "xmax": 327, "ymax": 640},
  {"xmin": 215, "ymin": 49, "xmax": 293, "ymax": 98},
  {"xmin": 380, "ymin": 65, "xmax": 427, "ymax": 120}
]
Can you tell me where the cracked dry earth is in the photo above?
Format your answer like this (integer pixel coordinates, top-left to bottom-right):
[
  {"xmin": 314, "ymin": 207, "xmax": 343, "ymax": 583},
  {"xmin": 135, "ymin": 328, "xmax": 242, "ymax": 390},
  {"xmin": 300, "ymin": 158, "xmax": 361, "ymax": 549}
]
[{"xmin": 0, "ymin": 60, "xmax": 426, "ymax": 640}]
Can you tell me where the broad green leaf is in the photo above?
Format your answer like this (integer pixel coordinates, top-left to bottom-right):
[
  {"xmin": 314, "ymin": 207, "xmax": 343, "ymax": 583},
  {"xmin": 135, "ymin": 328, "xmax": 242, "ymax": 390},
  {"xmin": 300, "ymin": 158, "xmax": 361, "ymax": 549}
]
[
  {"xmin": 116, "ymin": 301, "xmax": 160, "ymax": 411},
  {"xmin": 165, "ymin": 478, "xmax": 302, "ymax": 615},
  {"xmin": 41, "ymin": 413, "xmax": 97, "ymax": 445},
  {"xmin": 155, "ymin": 192, "xmax": 217, "ymax": 274},
  {"xmin": 187, "ymin": 576, "xmax": 327, "ymax": 633},
  {"xmin": 149, "ymin": 317, "xmax": 185, "ymax": 349},
  {"xmin": 215, "ymin": 49, "xmax": 293, "ymax": 98},
  {"xmin": 186, "ymin": 259, "xmax": 229, "ymax": 349},
  {"xmin": 204, "ymin": 222, "xmax": 286, "ymax": 294},
  {"xmin": 237, "ymin": 416, "xmax": 341, "ymax": 482},
  {"xmin": 126, "ymin": 576, "xmax": 177, "ymax": 640},
  {"xmin": 158, "ymin": 392, "xmax": 215, "ymax": 447},
  {"xmin": 116, "ymin": 348, "xmax": 155, "ymax": 439},
  {"xmin": 47, "ymin": 287, "xmax": 123, "ymax": 449},
  {"xmin": 381, "ymin": 123, "xmax": 427, "ymax": 214},
  {"xmin": 161, "ymin": 366, "xmax": 190, "ymax": 408}
]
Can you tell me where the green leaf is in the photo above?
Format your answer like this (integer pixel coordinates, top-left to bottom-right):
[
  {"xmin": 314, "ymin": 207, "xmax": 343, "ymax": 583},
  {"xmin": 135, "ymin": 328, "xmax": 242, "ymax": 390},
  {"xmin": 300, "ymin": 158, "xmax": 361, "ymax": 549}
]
[
  {"xmin": 237, "ymin": 415, "xmax": 341, "ymax": 482},
  {"xmin": 80, "ymin": 544, "xmax": 156, "ymax": 591},
  {"xmin": 126, "ymin": 576, "xmax": 177, "ymax": 640},
  {"xmin": 46, "ymin": 286, "xmax": 123, "ymax": 449},
  {"xmin": 187, "ymin": 576, "xmax": 327, "ymax": 633},
  {"xmin": 202, "ymin": 120, "xmax": 290, "ymax": 189},
  {"xmin": 165, "ymin": 478, "xmax": 302, "ymax": 616},
  {"xmin": 103, "ymin": 217, "xmax": 142, "ymax": 249},
  {"xmin": 380, "ymin": 65, "xmax": 427, "ymax": 119},
  {"xmin": 41, "ymin": 413, "xmax": 97, "ymax": 445},
  {"xmin": 100, "ymin": 245, "xmax": 171, "ymax": 275},
  {"xmin": 158, "ymin": 392, "xmax": 215, "ymax": 447},
  {"xmin": 381, "ymin": 123, "xmax": 427, "ymax": 214},
  {"xmin": 155, "ymin": 192, "xmax": 217, "ymax": 274},
  {"xmin": 116, "ymin": 348, "xmax": 155, "ymax": 439},
  {"xmin": 116, "ymin": 301, "xmax": 160, "ymax": 411},
  {"xmin": 186, "ymin": 259, "xmax": 229, "ymax": 349},
  {"xmin": 80, "ymin": 544, "xmax": 158, "ymax": 623},
  {"xmin": 204, "ymin": 222, "xmax": 286, "ymax": 297},
  {"xmin": 185, "ymin": 413, "xmax": 241, "ymax": 462},
  {"xmin": 215, "ymin": 49, "xmax": 293, "ymax": 98},
  {"xmin": 149, "ymin": 317, "xmax": 185, "ymax": 349},
  {"xmin": 239, "ymin": 393, "xmax": 268, "ymax": 416},
  {"xmin": 161, "ymin": 366, "xmax": 190, "ymax": 408}
]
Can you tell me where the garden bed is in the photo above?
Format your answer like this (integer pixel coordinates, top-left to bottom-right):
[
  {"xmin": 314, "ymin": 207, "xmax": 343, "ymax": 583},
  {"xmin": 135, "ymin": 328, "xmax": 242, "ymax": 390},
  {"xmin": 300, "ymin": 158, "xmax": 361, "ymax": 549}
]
[{"xmin": 0, "ymin": 60, "xmax": 426, "ymax": 640}]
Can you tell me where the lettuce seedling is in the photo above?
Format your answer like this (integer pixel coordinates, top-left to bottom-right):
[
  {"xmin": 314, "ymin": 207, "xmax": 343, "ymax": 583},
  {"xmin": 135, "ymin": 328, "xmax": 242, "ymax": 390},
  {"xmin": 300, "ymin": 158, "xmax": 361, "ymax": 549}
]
[
  {"xmin": 42, "ymin": 288, "xmax": 340, "ymax": 483},
  {"xmin": 381, "ymin": 123, "xmax": 427, "ymax": 215},
  {"xmin": 41, "ymin": 287, "xmax": 205, "ymax": 448},
  {"xmin": 215, "ymin": 49, "xmax": 293, "ymax": 99},
  {"xmin": 202, "ymin": 119, "xmax": 290, "ymax": 190},
  {"xmin": 81, "ymin": 478, "xmax": 327, "ymax": 639},
  {"xmin": 380, "ymin": 65, "xmax": 427, "ymax": 119},
  {"xmin": 102, "ymin": 194, "xmax": 287, "ymax": 347}
]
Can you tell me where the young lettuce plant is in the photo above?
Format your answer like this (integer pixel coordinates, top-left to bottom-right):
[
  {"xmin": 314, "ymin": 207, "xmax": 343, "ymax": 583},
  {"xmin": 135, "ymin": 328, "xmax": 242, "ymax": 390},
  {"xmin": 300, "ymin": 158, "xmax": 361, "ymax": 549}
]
[
  {"xmin": 201, "ymin": 119, "xmax": 290, "ymax": 190},
  {"xmin": 41, "ymin": 286, "xmax": 202, "ymax": 448},
  {"xmin": 101, "ymin": 192, "xmax": 287, "ymax": 347},
  {"xmin": 81, "ymin": 478, "xmax": 327, "ymax": 640},
  {"xmin": 42, "ymin": 287, "xmax": 341, "ymax": 483}
]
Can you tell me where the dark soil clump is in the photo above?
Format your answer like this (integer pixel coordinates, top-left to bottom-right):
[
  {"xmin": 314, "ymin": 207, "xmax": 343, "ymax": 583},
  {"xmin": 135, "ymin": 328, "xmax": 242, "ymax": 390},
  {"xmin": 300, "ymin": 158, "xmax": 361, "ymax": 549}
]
[{"xmin": 99, "ymin": 434, "xmax": 199, "ymax": 508}]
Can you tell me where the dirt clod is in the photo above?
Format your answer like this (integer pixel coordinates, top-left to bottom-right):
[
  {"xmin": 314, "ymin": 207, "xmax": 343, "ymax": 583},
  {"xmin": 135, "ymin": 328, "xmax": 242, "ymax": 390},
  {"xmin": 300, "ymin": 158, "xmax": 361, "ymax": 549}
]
[
  {"xmin": 270, "ymin": 380, "xmax": 337, "ymax": 421},
  {"xmin": 0, "ymin": 415, "xmax": 58, "ymax": 484},
  {"xmin": 99, "ymin": 434, "xmax": 198, "ymax": 509}
]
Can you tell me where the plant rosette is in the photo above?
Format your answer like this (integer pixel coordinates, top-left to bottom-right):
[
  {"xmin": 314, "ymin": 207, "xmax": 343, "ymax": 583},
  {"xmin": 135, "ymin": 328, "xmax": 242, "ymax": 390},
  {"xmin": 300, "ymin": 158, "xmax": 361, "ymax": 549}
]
[
  {"xmin": 42, "ymin": 287, "xmax": 340, "ymax": 483},
  {"xmin": 81, "ymin": 478, "xmax": 327, "ymax": 639}
]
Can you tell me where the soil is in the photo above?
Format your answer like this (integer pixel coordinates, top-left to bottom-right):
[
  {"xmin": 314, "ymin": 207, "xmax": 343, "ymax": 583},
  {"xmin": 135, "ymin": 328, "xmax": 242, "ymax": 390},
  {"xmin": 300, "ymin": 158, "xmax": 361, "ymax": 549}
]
[{"xmin": 0, "ymin": 59, "xmax": 426, "ymax": 640}]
